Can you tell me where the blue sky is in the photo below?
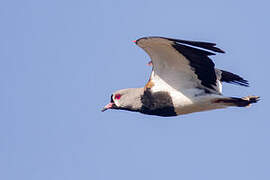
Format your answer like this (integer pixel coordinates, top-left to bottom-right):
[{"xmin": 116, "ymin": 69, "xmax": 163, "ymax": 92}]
[{"xmin": 1, "ymin": 0, "xmax": 269, "ymax": 179}]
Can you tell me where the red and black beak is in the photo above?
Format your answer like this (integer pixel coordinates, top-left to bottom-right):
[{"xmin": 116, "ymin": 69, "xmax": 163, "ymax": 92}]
[
  {"xmin": 101, "ymin": 102, "xmax": 115, "ymax": 112},
  {"xmin": 102, "ymin": 95, "xmax": 116, "ymax": 112}
]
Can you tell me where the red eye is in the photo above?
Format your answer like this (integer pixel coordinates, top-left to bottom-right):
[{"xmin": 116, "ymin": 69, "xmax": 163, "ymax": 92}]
[{"xmin": 115, "ymin": 94, "xmax": 121, "ymax": 100}]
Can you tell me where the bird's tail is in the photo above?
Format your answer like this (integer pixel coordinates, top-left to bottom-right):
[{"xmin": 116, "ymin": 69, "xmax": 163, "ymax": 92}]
[{"xmin": 214, "ymin": 96, "xmax": 260, "ymax": 107}]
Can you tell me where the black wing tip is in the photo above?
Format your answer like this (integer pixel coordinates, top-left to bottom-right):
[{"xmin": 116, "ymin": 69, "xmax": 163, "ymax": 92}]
[
  {"xmin": 220, "ymin": 70, "xmax": 250, "ymax": 87},
  {"xmin": 167, "ymin": 37, "xmax": 225, "ymax": 54},
  {"xmin": 230, "ymin": 80, "xmax": 249, "ymax": 87},
  {"xmin": 134, "ymin": 36, "xmax": 225, "ymax": 54},
  {"xmin": 228, "ymin": 77, "xmax": 249, "ymax": 87}
]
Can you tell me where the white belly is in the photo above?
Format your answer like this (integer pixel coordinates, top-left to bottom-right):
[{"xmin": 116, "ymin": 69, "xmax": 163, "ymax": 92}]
[{"xmin": 173, "ymin": 94, "xmax": 228, "ymax": 115}]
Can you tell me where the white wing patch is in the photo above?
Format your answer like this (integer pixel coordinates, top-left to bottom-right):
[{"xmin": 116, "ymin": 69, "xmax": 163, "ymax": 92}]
[
  {"xmin": 150, "ymin": 71, "xmax": 194, "ymax": 106},
  {"xmin": 150, "ymin": 70, "xmax": 222, "ymax": 113},
  {"xmin": 137, "ymin": 37, "xmax": 221, "ymax": 92},
  {"xmin": 136, "ymin": 37, "xmax": 225, "ymax": 115},
  {"xmin": 139, "ymin": 38, "xmax": 204, "ymax": 90}
]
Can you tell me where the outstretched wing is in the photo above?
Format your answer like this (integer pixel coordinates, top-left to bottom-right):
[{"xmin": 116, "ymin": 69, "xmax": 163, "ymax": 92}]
[{"xmin": 135, "ymin": 36, "xmax": 225, "ymax": 95}]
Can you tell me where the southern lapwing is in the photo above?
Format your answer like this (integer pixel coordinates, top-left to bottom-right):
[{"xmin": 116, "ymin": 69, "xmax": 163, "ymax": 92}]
[{"xmin": 102, "ymin": 36, "xmax": 259, "ymax": 117}]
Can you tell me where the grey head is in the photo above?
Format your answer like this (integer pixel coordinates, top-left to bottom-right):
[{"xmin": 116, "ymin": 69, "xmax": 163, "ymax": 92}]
[
  {"xmin": 102, "ymin": 87, "xmax": 177, "ymax": 117},
  {"xmin": 102, "ymin": 88, "xmax": 144, "ymax": 112}
]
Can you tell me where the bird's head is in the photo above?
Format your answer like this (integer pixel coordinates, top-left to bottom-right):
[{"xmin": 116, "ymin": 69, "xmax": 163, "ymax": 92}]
[{"xmin": 102, "ymin": 88, "xmax": 143, "ymax": 112}]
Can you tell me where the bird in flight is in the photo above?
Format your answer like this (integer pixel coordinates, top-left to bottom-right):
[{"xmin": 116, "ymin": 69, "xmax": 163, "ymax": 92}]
[{"xmin": 102, "ymin": 36, "xmax": 259, "ymax": 117}]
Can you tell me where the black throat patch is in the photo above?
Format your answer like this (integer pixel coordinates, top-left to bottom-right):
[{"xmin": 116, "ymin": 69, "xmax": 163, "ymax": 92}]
[{"xmin": 140, "ymin": 89, "xmax": 177, "ymax": 117}]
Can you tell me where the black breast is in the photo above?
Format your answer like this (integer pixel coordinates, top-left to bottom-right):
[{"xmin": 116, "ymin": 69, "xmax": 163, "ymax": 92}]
[{"xmin": 140, "ymin": 90, "xmax": 177, "ymax": 117}]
